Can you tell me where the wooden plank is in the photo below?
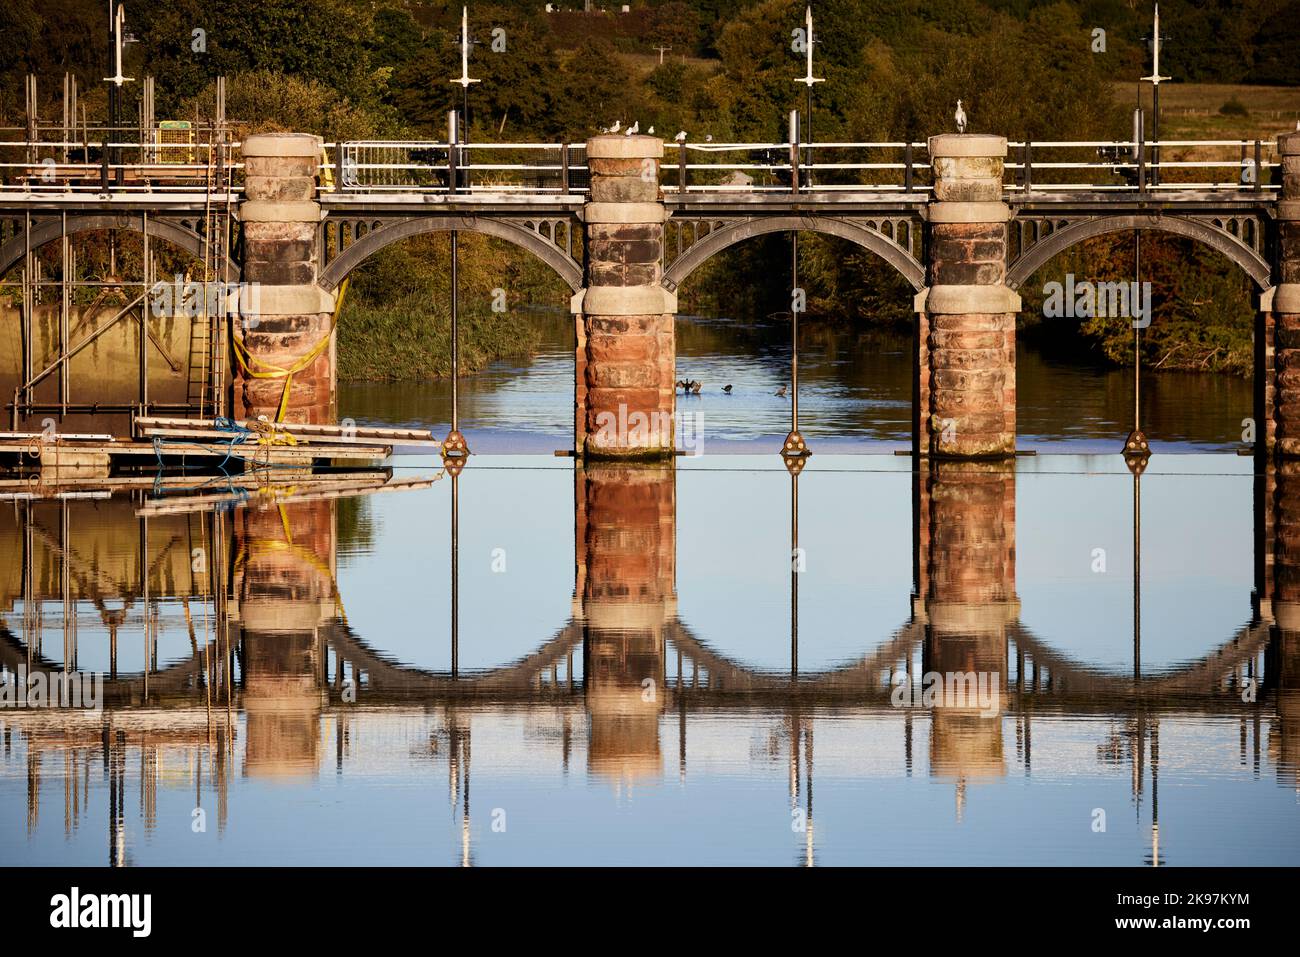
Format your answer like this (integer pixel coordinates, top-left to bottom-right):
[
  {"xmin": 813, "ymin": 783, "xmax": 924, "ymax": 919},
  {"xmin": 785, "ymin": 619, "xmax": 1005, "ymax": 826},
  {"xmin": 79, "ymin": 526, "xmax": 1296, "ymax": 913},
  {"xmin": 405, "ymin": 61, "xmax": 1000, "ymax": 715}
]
[{"xmin": 135, "ymin": 415, "xmax": 439, "ymax": 443}]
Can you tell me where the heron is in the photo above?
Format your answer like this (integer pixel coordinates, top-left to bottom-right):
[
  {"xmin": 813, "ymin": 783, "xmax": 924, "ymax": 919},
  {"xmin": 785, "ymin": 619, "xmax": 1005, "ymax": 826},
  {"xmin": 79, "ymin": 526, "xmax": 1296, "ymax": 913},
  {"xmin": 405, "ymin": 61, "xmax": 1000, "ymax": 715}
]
[{"xmin": 954, "ymin": 99, "xmax": 967, "ymax": 134}]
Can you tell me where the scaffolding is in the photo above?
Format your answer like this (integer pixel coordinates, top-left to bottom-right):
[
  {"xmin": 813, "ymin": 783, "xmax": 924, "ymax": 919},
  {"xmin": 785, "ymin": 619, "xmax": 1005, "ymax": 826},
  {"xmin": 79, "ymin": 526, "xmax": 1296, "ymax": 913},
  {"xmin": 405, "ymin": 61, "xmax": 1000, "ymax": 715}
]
[{"xmin": 1, "ymin": 74, "xmax": 236, "ymax": 429}]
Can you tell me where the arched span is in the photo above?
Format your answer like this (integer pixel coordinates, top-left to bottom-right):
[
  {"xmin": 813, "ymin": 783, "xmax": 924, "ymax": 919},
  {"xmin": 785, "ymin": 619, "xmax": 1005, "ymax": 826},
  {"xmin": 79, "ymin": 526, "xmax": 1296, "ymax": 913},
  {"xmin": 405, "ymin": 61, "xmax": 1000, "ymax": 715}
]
[
  {"xmin": 661, "ymin": 214, "xmax": 926, "ymax": 293},
  {"xmin": 318, "ymin": 215, "xmax": 584, "ymax": 294},
  {"xmin": 0, "ymin": 214, "xmax": 240, "ymax": 282},
  {"xmin": 1006, "ymin": 213, "xmax": 1271, "ymax": 291}
]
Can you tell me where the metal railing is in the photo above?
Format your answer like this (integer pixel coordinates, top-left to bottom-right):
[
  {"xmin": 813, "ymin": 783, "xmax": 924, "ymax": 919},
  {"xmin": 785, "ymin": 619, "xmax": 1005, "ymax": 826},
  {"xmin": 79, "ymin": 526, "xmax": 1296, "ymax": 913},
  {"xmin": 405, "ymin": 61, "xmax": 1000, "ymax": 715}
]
[
  {"xmin": 1007, "ymin": 139, "xmax": 1279, "ymax": 194},
  {"xmin": 0, "ymin": 130, "xmax": 1282, "ymax": 199},
  {"xmin": 0, "ymin": 127, "xmax": 242, "ymax": 194},
  {"xmin": 328, "ymin": 141, "xmax": 588, "ymax": 195}
]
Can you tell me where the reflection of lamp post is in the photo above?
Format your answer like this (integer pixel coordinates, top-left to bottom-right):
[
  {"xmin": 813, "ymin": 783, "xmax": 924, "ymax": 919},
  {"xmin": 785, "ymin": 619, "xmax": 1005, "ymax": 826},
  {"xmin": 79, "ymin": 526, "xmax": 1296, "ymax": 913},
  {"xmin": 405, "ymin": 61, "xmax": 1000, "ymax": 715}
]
[
  {"xmin": 784, "ymin": 450, "xmax": 806, "ymax": 677},
  {"xmin": 445, "ymin": 454, "xmax": 466, "ymax": 677}
]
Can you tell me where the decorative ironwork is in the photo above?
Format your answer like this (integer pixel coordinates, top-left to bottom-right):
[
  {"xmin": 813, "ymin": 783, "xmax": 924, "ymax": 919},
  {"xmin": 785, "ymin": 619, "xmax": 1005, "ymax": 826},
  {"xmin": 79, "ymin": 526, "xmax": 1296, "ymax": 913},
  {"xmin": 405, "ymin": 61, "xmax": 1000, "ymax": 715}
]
[
  {"xmin": 662, "ymin": 212, "xmax": 926, "ymax": 292},
  {"xmin": 317, "ymin": 212, "xmax": 583, "ymax": 293}
]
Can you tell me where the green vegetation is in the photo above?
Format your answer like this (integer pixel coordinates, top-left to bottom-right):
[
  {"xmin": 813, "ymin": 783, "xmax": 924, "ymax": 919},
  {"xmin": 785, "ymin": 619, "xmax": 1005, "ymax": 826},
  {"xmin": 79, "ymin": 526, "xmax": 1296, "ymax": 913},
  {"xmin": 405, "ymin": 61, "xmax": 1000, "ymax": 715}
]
[{"xmin": 1, "ymin": 0, "xmax": 1295, "ymax": 379}]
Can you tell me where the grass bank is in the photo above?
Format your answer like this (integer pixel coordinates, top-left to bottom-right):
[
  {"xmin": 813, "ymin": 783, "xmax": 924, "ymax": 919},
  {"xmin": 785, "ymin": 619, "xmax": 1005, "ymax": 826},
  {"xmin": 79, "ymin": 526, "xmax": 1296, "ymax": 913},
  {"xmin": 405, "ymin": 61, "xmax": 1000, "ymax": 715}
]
[{"xmin": 336, "ymin": 295, "xmax": 541, "ymax": 381}]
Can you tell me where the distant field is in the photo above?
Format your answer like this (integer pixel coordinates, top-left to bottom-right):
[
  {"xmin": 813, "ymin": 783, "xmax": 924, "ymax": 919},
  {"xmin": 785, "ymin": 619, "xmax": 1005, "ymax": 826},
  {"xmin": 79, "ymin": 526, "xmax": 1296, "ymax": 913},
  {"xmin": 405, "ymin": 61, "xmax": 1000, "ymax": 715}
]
[
  {"xmin": 618, "ymin": 51, "xmax": 720, "ymax": 75},
  {"xmin": 1111, "ymin": 82, "xmax": 1300, "ymax": 142}
]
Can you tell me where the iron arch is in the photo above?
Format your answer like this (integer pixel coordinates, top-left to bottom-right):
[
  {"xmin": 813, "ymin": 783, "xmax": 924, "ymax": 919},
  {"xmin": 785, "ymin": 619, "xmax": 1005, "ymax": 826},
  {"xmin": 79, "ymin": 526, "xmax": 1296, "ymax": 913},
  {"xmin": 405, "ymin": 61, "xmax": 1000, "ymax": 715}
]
[
  {"xmin": 661, "ymin": 214, "xmax": 926, "ymax": 293},
  {"xmin": 318, "ymin": 215, "xmax": 584, "ymax": 294},
  {"xmin": 1005, "ymin": 213, "xmax": 1271, "ymax": 291},
  {"xmin": 0, "ymin": 214, "xmax": 240, "ymax": 282}
]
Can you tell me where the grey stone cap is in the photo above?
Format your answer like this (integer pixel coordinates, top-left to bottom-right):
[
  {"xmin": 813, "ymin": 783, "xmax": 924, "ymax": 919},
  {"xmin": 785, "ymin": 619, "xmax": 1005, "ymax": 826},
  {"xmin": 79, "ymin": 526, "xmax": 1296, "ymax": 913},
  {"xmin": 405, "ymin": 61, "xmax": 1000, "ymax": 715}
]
[
  {"xmin": 242, "ymin": 133, "xmax": 325, "ymax": 158},
  {"xmin": 927, "ymin": 201, "xmax": 1011, "ymax": 223},
  {"xmin": 928, "ymin": 134, "xmax": 1008, "ymax": 158},
  {"xmin": 915, "ymin": 284, "xmax": 1021, "ymax": 314},
  {"xmin": 586, "ymin": 135, "xmax": 665, "ymax": 159}
]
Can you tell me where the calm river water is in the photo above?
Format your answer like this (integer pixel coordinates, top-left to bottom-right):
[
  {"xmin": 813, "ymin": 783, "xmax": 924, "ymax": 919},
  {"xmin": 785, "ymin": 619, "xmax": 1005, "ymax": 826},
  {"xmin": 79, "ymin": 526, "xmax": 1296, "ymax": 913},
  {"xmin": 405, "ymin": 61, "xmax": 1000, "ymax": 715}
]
[{"xmin": 2, "ymin": 313, "xmax": 1295, "ymax": 867}]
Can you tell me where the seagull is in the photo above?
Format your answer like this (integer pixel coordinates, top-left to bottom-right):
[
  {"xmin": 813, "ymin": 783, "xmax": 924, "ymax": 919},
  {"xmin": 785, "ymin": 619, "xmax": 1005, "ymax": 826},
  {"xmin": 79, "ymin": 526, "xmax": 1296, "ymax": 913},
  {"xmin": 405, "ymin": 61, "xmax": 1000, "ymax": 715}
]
[
  {"xmin": 954, "ymin": 99, "xmax": 967, "ymax": 134},
  {"xmin": 675, "ymin": 131, "xmax": 687, "ymax": 142},
  {"xmin": 705, "ymin": 134, "xmax": 713, "ymax": 142},
  {"xmin": 625, "ymin": 120, "xmax": 640, "ymax": 135},
  {"xmin": 722, "ymin": 384, "xmax": 732, "ymax": 394},
  {"xmin": 604, "ymin": 120, "xmax": 621, "ymax": 134},
  {"xmin": 774, "ymin": 385, "xmax": 788, "ymax": 398},
  {"xmin": 647, "ymin": 126, "xmax": 655, "ymax": 135}
]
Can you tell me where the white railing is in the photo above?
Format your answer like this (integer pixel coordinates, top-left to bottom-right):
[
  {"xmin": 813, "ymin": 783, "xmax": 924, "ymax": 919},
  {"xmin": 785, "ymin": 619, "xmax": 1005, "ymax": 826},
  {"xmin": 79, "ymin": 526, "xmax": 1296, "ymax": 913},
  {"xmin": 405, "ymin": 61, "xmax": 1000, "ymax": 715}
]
[
  {"xmin": 0, "ymin": 134, "xmax": 1282, "ymax": 198},
  {"xmin": 0, "ymin": 136, "xmax": 242, "ymax": 193}
]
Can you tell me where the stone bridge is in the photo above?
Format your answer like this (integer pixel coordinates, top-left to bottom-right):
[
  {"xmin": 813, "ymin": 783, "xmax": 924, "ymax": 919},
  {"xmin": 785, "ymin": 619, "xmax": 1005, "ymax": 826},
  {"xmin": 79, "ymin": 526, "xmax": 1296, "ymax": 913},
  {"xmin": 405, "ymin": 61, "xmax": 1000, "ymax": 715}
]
[{"xmin": 0, "ymin": 131, "xmax": 1291, "ymax": 457}]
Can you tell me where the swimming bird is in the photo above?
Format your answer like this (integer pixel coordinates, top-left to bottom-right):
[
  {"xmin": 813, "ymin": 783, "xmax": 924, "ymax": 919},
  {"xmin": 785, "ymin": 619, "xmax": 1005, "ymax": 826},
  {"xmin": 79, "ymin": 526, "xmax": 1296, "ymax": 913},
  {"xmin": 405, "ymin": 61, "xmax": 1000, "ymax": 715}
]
[
  {"xmin": 690, "ymin": 380, "xmax": 701, "ymax": 394},
  {"xmin": 774, "ymin": 385, "xmax": 788, "ymax": 397},
  {"xmin": 722, "ymin": 384, "xmax": 732, "ymax": 394},
  {"xmin": 954, "ymin": 99, "xmax": 967, "ymax": 134}
]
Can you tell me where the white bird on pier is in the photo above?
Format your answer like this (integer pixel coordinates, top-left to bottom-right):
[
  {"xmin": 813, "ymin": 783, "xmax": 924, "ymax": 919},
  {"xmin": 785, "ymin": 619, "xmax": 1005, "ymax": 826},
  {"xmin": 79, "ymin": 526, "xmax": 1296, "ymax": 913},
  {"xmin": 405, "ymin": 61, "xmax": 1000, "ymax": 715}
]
[
  {"xmin": 675, "ymin": 130, "xmax": 687, "ymax": 142},
  {"xmin": 954, "ymin": 99, "xmax": 968, "ymax": 134},
  {"xmin": 647, "ymin": 125, "xmax": 654, "ymax": 134},
  {"xmin": 705, "ymin": 134, "xmax": 713, "ymax": 142},
  {"xmin": 603, "ymin": 119, "xmax": 621, "ymax": 134},
  {"xmin": 625, "ymin": 120, "xmax": 640, "ymax": 135}
]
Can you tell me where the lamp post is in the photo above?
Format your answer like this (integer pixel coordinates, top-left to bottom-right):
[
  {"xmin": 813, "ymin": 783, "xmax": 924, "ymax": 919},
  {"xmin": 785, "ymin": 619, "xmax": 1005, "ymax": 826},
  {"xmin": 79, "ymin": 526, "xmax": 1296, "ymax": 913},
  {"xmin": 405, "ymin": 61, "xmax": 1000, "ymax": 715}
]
[{"xmin": 444, "ymin": 6, "xmax": 479, "ymax": 459}]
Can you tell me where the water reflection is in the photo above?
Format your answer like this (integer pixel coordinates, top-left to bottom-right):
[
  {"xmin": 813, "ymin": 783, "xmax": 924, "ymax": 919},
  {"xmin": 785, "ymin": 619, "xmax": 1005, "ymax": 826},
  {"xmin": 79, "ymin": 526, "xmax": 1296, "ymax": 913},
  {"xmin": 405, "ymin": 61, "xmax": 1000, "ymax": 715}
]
[
  {"xmin": 1, "ymin": 454, "xmax": 1298, "ymax": 865},
  {"xmin": 339, "ymin": 313, "xmax": 1256, "ymax": 452}
]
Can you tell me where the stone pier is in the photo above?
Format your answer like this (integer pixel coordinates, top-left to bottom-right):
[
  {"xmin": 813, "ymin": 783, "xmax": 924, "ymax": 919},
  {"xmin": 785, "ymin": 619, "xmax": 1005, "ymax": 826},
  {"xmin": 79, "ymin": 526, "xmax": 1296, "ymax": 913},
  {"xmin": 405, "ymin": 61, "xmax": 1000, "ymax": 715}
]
[
  {"xmin": 236, "ymin": 133, "xmax": 337, "ymax": 424},
  {"xmin": 577, "ymin": 135, "xmax": 676, "ymax": 459},
  {"xmin": 918, "ymin": 135, "xmax": 1019, "ymax": 458},
  {"xmin": 1270, "ymin": 132, "xmax": 1300, "ymax": 456}
]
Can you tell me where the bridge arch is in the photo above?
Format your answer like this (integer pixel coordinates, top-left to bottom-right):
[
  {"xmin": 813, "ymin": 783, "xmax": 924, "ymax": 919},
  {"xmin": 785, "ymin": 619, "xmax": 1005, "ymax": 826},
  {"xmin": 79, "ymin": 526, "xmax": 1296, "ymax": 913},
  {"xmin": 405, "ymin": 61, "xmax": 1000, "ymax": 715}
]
[
  {"xmin": 318, "ymin": 215, "xmax": 584, "ymax": 294},
  {"xmin": 0, "ymin": 214, "xmax": 240, "ymax": 282},
  {"xmin": 1005, "ymin": 213, "xmax": 1271, "ymax": 291},
  {"xmin": 661, "ymin": 214, "xmax": 926, "ymax": 293}
]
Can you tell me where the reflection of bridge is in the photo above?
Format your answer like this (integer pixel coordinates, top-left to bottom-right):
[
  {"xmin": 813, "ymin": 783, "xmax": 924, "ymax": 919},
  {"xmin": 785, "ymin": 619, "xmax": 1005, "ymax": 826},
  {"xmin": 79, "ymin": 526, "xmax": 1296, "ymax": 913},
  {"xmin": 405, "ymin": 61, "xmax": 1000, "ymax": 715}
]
[
  {"xmin": 4, "ymin": 123, "xmax": 1297, "ymax": 462},
  {"xmin": 5, "ymin": 457, "xmax": 1300, "ymax": 864},
  {"xmin": 2, "ymin": 459, "xmax": 1294, "ymax": 726}
]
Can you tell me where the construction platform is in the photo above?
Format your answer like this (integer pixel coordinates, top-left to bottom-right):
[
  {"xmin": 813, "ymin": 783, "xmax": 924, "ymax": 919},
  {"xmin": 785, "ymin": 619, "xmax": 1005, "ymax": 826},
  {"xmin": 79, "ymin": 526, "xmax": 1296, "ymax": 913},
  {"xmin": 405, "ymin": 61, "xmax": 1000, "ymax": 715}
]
[{"xmin": 0, "ymin": 416, "xmax": 449, "ymax": 477}]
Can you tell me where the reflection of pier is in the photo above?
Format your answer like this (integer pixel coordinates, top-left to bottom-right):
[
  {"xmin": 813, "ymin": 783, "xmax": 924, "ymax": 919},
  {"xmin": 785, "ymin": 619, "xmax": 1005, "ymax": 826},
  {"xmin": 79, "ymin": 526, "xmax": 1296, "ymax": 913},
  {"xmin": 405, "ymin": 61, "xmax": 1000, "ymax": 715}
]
[{"xmin": 3, "ymin": 455, "xmax": 1300, "ymax": 863}]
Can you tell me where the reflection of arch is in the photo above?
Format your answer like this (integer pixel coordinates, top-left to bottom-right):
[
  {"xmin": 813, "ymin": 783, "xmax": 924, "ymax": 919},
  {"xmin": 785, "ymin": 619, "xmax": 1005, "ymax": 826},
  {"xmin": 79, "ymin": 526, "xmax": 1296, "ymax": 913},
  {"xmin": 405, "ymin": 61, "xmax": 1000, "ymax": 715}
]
[
  {"xmin": 1005, "ymin": 214, "xmax": 1271, "ymax": 291},
  {"xmin": 661, "ymin": 215, "xmax": 926, "ymax": 292},
  {"xmin": 0, "ymin": 214, "xmax": 240, "ymax": 282},
  {"xmin": 1008, "ymin": 618, "xmax": 1273, "ymax": 695},
  {"xmin": 318, "ymin": 215, "xmax": 583, "ymax": 293}
]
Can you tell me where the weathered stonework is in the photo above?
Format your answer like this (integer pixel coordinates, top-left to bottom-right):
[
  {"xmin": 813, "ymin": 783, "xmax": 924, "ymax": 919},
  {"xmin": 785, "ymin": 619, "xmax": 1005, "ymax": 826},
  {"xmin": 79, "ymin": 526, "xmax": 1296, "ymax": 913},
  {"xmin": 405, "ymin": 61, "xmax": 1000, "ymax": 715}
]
[
  {"xmin": 579, "ymin": 135, "xmax": 674, "ymax": 459},
  {"xmin": 920, "ymin": 135, "xmax": 1018, "ymax": 458},
  {"xmin": 918, "ymin": 461, "xmax": 1017, "ymax": 781},
  {"xmin": 1271, "ymin": 132, "xmax": 1300, "ymax": 456},
  {"xmin": 577, "ymin": 462, "xmax": 675, "ymax": 779},
  {"xmin": 236, "ymin": 133, "xmax": 336, "ymax": 425}
]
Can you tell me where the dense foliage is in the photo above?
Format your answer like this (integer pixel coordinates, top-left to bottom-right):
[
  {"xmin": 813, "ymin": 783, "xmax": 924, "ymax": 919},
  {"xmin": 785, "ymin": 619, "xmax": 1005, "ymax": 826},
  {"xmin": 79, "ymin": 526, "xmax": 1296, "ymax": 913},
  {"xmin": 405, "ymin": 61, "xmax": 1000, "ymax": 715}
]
[{"xmin": 0, "ymin": 0, "xmax": 1287, "ymax": 377}]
